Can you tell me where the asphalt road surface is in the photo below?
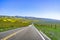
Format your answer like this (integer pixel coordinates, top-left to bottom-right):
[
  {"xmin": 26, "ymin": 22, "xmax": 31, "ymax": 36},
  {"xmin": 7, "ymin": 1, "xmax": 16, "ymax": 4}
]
[{"xmin": 0, "ymin": 25, "xmax": 50, "ymax": 40}]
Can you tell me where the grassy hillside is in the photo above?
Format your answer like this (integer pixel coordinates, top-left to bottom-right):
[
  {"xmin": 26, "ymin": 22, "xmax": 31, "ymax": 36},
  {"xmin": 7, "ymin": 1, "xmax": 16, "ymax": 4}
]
[
  {"xmin": 0, "ymin": 16, "xmax": 32, "ymax": 32},
  {"xmin": 34, "ymin": 23, "xmax": 60, "ymax": 40},
  {"xmin": 0, "ymin": 16, "xmax": 60, "ymax": 40}
]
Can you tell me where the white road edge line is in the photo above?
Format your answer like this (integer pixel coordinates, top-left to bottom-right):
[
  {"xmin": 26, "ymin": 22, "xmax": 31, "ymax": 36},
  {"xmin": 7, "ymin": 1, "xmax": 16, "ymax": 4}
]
[
  {"xmin": 1, "ymin": 27, "xmax": 29, "ymax": 40},
  {"xmin": 32, "ymin": 25, "xmax": 45, "ymax": 40},
  {"xmin": 32, "ymin": 24, "xmax": 51, "ymax": 40},
  {"xmin": 40, "ymin": 31, "xmax": 51, "ymax": 40}
]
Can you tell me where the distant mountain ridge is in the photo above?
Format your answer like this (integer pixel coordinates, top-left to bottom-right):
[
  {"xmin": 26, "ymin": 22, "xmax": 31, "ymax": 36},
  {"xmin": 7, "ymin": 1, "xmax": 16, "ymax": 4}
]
[
  {"xmin": 15, "ymin": 16, "xmax": 60, "ymax": 21},
  {"xmin": 14, "ymin": 16, "xmax": 60, "ymax": 24},
  {"xmin": 0, "ymin": 16, "xmax": 60, "ymax": 23}
]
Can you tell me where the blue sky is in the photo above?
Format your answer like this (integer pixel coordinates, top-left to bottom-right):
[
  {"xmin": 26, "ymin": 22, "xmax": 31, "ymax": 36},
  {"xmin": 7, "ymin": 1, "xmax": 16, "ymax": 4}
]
[{"xmin": 0, "ymin": 0, "xmax": 60, "ymax": 20}]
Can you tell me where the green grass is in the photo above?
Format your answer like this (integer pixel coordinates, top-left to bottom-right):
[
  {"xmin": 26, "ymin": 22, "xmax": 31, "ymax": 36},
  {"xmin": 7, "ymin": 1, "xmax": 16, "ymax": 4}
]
[
  {"xmin": 0, "ymin": 16, "xmax": 60, "ymax": 40},
  {"xmin": 34, "ymin": 24, "xmax": 60, "ymax": 40},
  {"xmin": 0, "ymin": 16, "xmax": 32, "ymax": 32}
]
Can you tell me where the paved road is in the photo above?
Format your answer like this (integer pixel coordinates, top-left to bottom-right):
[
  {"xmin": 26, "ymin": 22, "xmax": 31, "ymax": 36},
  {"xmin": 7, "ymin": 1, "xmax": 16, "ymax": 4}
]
[{"xmin": 0, "ymin": 25, "xmax": 50, "ymax": 40}]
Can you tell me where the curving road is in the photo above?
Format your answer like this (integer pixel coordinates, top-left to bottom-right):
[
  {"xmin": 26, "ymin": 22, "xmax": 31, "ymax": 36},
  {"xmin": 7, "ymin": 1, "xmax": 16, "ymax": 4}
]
[{"xmin": 0, "ymin": 25, "xmax": 50, "ymax": 40}]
